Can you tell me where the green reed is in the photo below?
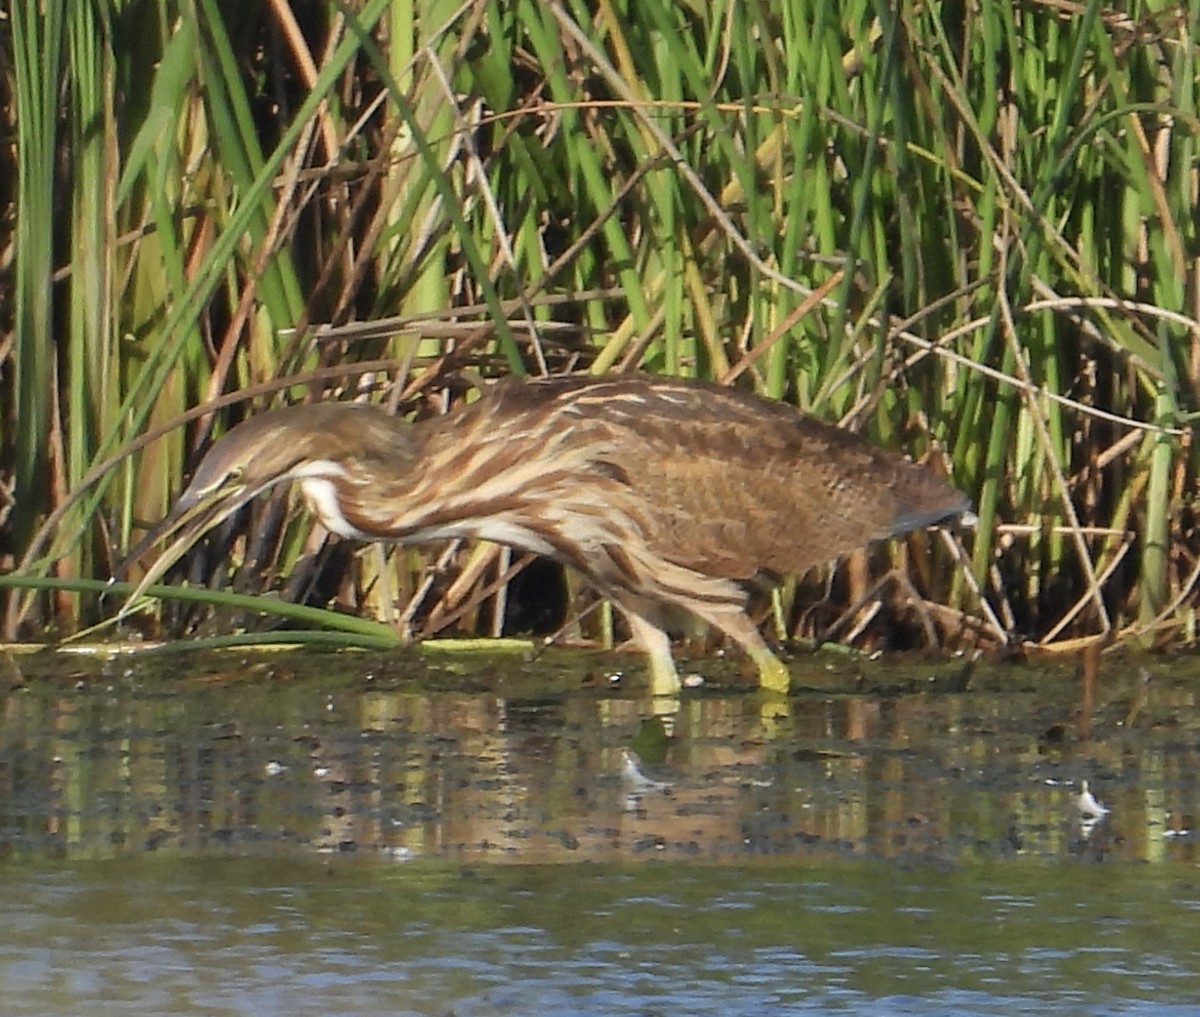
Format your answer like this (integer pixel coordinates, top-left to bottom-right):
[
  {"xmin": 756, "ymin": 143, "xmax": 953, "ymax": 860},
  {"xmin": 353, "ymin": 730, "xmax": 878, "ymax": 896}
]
[{"xmin": 2, "ymin": 0, "xmax": 1196, "ymax": 655}]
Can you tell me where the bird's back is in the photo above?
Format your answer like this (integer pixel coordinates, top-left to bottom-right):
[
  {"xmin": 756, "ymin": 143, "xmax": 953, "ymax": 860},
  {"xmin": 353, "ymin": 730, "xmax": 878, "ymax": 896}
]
[{"xmin": 415, "ymin": 375, "xmax": 968, "ymax": 583}]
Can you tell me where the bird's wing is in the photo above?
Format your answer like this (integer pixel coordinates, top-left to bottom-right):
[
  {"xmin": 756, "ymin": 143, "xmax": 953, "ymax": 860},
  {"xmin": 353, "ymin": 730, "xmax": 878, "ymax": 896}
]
[{"xmin": 531, "ymin": 376, "xmax": 966, "ymax": 581}]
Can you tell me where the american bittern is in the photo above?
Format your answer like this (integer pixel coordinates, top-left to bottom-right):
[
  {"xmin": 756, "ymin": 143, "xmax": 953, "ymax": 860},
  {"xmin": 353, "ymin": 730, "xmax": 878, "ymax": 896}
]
[{"xmin": 123, "ymin": 374, "xmax": 971, "ymax": 694}]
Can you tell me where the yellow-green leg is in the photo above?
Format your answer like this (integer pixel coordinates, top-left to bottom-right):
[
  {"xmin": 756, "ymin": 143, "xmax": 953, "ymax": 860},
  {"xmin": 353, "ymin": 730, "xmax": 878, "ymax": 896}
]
[
  {"xmin": 747, "ymin": 643, "xmax": 792, "ymax": 696},
  {"xmin": 690, "ymin": 603, "xmax": 793, "ymax": 695},
  {"xmin": 623, "ymin": 611, "xmax": 682, "ymax": 697}
]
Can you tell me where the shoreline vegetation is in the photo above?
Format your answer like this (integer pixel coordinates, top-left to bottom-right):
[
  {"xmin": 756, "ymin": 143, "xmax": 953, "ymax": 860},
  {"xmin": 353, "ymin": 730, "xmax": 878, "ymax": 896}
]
[{"xmin": 2, "ymin": 1, "xmax": 1197, "ymax": 660}]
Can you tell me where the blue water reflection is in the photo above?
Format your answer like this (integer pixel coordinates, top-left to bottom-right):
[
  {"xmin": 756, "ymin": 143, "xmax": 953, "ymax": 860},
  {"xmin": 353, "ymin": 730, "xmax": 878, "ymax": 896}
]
[{"xmin": 2, "ymin": 859, "xmax": 1198, "ymax": 1016}]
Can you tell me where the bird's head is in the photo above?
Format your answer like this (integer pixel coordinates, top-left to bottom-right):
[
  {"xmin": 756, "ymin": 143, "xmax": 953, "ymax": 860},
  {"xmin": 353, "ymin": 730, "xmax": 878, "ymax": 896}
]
[{"xmin": 116, "ymin": 403, "xmax": 395, "ymax": 610}]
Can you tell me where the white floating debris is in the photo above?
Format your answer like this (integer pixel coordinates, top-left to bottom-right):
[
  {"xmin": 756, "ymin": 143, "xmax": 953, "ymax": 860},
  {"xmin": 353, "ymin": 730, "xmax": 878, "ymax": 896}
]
[
  {"xmin": 681, "ymin": 673, "xmax": 705, "ymax": 688},
  {"xmin": 264, "ymin": 760, "xmax": 286, "ymax": 777}
]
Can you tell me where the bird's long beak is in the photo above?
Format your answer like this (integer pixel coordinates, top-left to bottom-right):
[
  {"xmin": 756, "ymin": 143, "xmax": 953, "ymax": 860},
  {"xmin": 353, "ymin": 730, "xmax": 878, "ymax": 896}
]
[{"xmin": 114, "ymin": 481, "xmax": 251, "ymax": 614}]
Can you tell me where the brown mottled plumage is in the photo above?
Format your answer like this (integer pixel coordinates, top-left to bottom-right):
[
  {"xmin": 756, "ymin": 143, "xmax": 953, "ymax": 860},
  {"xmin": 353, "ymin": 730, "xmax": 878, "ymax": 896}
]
[{"xmin": 122, "ymin": 375, "xmax": 971, "ymax": 694}]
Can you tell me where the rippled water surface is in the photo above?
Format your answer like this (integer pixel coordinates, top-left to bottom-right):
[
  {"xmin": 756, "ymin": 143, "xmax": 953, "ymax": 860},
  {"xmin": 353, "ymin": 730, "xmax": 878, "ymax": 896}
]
[{"xmin": 2, "ymin": 645, "xmax": 1198, "ymax": 1015}]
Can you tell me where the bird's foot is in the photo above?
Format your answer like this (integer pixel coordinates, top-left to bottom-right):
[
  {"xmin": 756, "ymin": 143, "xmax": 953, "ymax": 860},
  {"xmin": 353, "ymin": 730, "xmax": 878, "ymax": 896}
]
[{"xmin": 754, "ymin": 652, "xmax": 792, "ymax": 696}]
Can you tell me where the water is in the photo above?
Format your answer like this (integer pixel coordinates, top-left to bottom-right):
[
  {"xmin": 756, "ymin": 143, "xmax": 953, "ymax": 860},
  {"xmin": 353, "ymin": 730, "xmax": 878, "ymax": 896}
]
[
  {"xmin": 1, "ymin": 645, "xmax": 1198, "ymax": 1015},
  {"xmin": 4, "ymin": 859, "xmax": 1199, "ymax": 1015}
]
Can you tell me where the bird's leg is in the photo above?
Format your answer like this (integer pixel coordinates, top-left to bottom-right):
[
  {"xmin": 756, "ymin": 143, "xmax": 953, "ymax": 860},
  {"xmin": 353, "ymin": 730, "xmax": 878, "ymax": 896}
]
[
  {"xmin": 690, "ymin": 604, "xmax": 792, "ymax": 695},
  {"xmin": 749, "ymin": 647, "xmax": 792, "ymax": 696},
  {"xmin": 621, "ymin": 610, "xmax": 682, "ymax": 697}
]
